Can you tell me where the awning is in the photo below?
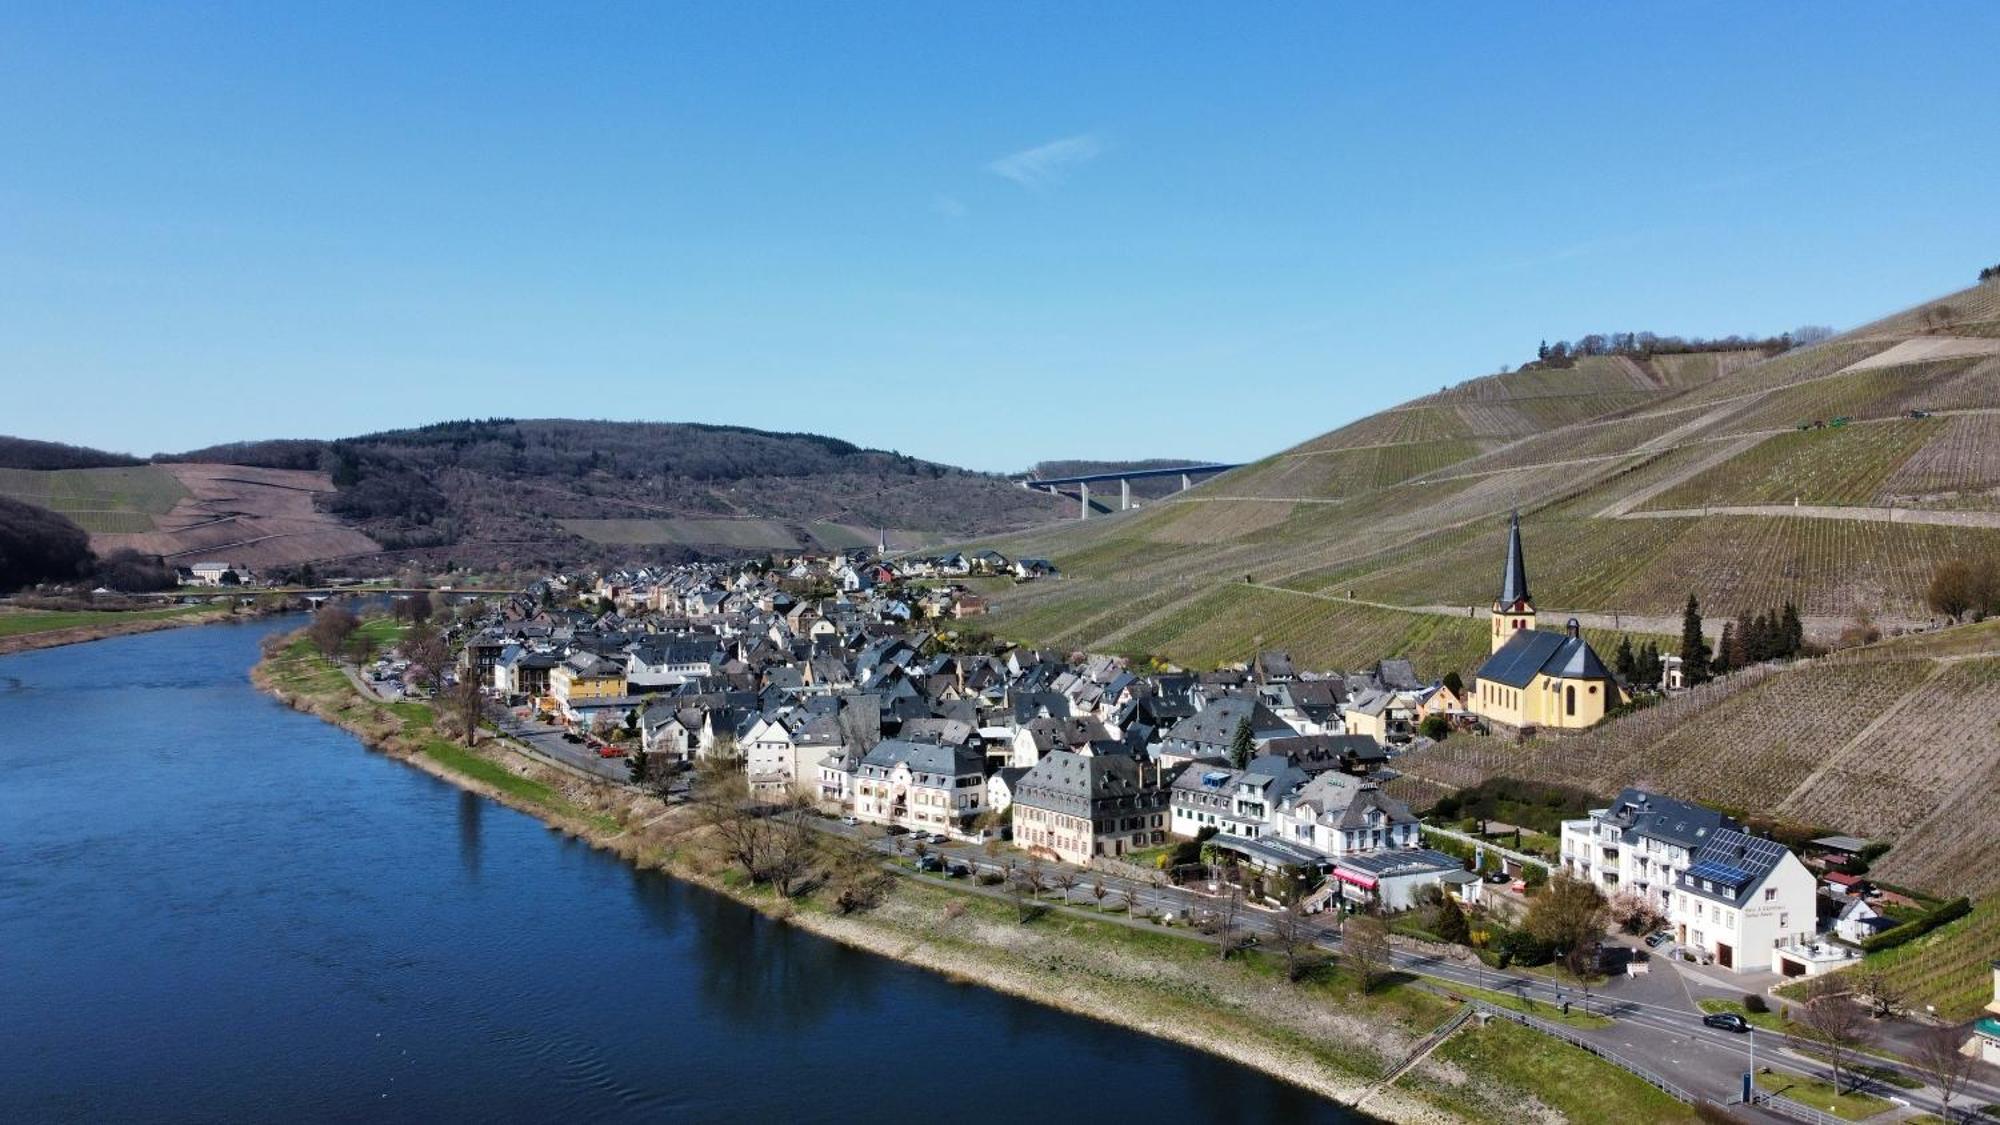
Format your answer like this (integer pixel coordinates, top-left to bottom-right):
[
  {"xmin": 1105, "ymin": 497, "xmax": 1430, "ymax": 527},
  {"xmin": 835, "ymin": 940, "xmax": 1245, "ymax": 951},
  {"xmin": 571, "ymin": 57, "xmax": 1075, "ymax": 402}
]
[{"xmin": 1335, "ymin": 869, "xmax": 1378, "ymax": 890}]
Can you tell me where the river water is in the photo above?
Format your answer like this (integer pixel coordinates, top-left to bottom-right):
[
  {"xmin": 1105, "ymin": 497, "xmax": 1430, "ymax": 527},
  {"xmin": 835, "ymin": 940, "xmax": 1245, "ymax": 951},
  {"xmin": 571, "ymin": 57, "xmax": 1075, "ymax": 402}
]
[{"xmin": 0, "ymin": 619, "xmax": 1360, "ymax": 1123}]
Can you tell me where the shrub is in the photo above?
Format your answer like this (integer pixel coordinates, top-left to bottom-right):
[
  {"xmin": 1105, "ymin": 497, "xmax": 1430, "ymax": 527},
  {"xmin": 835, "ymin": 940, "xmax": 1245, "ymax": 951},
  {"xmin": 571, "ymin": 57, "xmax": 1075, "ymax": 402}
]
[
  {"xmin": 1745, "ymin": 994, "xmax": 1769, "ymax": 1014},
  {"xmin": 1862, "ymin": 896, "xmax": 1972, "ymax": 953},
  {"xmin": 977, "ymin": 872, "xmax": 1004, "ymax": 887}
]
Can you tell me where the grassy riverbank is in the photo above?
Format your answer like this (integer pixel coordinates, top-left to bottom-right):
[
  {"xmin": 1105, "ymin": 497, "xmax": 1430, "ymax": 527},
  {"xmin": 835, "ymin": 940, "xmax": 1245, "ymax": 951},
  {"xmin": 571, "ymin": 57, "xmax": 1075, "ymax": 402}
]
[
  {"xmin": 0, "ymin": 604, "xmax": 229, "ymax": 655},
  {"xmin": 252, "ymin": 628, "xmax": 1701, "ymax": 1125}
]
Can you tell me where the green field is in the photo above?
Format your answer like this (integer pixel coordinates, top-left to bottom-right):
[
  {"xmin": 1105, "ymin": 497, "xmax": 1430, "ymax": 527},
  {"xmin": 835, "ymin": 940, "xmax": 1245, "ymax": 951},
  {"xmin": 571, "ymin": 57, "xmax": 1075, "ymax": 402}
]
[
  {"xmin": 0, "ymin": 605, "xmax": 213, "ymax": 639},
  {"xmin": 0, "ymin": 465, "xmax": 188, "ymax": 530}
]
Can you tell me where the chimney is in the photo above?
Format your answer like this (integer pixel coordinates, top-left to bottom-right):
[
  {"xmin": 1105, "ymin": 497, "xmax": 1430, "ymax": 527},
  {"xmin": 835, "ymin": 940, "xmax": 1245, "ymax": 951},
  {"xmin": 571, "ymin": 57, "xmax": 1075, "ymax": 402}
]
[{"xmin": 1566, "ymin": 617, "xmax": 1580, "ymax": 640}]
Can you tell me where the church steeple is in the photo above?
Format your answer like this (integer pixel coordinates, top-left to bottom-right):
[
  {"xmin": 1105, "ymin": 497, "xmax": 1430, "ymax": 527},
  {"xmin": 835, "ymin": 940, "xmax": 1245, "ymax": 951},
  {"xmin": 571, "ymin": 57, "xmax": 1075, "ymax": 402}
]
[
  {"xmin": 1490, "ymin": 510, "xmax": 1536, "ymax": 652},
  {"xmin": 1498, "ymin": 509, "xmax": 1530, "ymax": 609}
]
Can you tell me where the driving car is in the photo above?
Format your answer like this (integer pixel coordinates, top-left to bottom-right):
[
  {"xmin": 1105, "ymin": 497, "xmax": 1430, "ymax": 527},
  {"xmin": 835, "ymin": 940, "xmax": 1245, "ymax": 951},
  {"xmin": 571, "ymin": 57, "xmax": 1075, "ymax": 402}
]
[{"xmin": 1702, "ymin": 1012, "xmax": 1750, "ymax": 1033}]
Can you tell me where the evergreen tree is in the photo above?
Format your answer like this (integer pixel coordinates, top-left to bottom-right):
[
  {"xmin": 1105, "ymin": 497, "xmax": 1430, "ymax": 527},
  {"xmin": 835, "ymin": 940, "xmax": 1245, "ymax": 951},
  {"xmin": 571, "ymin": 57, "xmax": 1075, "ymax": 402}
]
[
  {"xmin": 1613, "ymin": 636, "xmax": 1636, "ymax": 682},
  {"xmin": 1679, "ymin": 594, "xmax": 1711, "ymax": 685},
  {"xmin": 628, "ymin": 746, "xmax": 649, "ymax": 786},
  {"xmin": 1636, "ymin": 642, "xmax": 1663, "ymax": 687},
  {"xmin": 1751, "ymin": 610, "xmax": 1775, "ymax": 663},
  {"xmin": 1714, "ymin": 622, "xmax": 1736, "ymax": 674},
  {"xmin": 1229, "ymin": 717, "xmax": 1255, "ymax": 769},
  {"xmin": 1781, "ymin": 602, "xmax": 1804, "ymax": 658},
  {"xmin": 1734, "ymin": 610, "xmax": 1756, "ymax": 665}
]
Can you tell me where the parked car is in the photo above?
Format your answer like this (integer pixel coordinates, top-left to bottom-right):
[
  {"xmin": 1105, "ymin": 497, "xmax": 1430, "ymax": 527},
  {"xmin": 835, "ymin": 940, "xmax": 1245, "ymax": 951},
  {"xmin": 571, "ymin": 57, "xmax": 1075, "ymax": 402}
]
[
  {"xmin": 1484, "ymin": 871, "xmax": 1509, "ymax": 884},
  {"xmin": 947, "ymin": 863, "xmax": 971, "ymax": 879},
  {"xmin": 1645, "ymin": 930, "xmax": 1673, "ymax": 949},
  {"xmin": 1702, "ymin": 1012, "xmax": 1750, "ymax": 1033},
  {"xmin": 916, "ymin": 856, "xmax": 944, "ymax": 872},
  {"xmin": 595, "ymin": 745, "xmax": 624, "ymax": 759},
  {"xmin": 561, "ymin": 732, "xmax": 584, "ymax": 744},
  {"xmin": 839, "ymin": 815, "xmax": 859, "ymax": 827}
]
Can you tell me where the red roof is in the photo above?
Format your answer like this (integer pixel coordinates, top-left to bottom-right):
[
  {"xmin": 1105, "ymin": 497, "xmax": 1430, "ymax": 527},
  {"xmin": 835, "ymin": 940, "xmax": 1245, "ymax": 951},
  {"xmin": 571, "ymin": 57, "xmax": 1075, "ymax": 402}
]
[{"xmin": 1824, "ymin": 872, "xmax": 1863, "ymax": 887}]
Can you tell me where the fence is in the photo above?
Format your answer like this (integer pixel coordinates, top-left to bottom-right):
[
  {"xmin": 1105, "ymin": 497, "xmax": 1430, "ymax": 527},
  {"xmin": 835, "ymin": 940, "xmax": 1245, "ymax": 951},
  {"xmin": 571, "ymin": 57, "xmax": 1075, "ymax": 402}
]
[{"xmin": 1469, "ymin": 1001, "xmax": 1696, "ymax": 1104}]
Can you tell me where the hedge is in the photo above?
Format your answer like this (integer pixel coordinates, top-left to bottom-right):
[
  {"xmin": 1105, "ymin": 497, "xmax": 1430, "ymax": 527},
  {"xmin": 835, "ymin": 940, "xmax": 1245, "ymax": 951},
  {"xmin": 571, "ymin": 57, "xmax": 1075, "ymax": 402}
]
[{"xmin": 1861, "ymin": 896, "xmax": 1972, "ymax": 953}]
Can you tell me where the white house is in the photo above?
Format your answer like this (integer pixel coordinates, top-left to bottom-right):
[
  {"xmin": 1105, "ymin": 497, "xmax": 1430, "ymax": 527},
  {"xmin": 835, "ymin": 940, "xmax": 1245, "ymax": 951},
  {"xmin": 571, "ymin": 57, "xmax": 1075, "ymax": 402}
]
[
  {"xmin": 1672, "ymin": 828, "xmax": 1817, "ymax": 973},
  {"xmin": 1560, "ymin": 788, "xmax": 1735, "ymax": 916},
  {"xmin": 850, "ymin": 739, "xmax": 987, "ymax": 836}
]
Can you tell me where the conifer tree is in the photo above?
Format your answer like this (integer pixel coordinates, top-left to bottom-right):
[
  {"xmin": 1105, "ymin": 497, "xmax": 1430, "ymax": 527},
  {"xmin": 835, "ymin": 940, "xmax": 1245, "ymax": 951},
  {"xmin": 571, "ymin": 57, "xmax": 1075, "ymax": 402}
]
[
  {"xmin": 1229, "ymin": 717, "xmax": 1255, "ymax": 769},
  {"xmin": 1715, "ymin": 622, "xmax": 1736, "ymax": 674},
  {"xmin": 1613, "ymin": 636, "xmax": 1635, "ymax": 682},
  {"xmin": 1680, "ymin": 594, "xmax": 1711, "ymax": 684}
]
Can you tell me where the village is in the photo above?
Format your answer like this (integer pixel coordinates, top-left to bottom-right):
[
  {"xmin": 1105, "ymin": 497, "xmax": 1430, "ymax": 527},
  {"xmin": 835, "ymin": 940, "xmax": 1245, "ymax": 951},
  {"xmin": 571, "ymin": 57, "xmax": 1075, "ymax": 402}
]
[{"xmin": 343, "ymin": 519, "xmax": 1991, "ymax": 1026}]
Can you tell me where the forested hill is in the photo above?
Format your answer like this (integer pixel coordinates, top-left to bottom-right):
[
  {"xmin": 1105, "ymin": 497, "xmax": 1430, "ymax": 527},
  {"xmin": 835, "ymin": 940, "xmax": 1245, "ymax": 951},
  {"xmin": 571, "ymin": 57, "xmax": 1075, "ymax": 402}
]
[{"xmin": 1, "ymin": 419, "xmax": 1067, "ymax": 575}]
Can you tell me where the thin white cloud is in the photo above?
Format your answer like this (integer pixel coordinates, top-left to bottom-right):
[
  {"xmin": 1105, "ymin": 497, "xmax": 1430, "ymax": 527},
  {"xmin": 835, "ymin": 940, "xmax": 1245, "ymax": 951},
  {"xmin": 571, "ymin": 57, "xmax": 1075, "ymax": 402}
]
[
  {"xmin": 930, "ymin": 193, "xmax": 968, "ymax": 219},
  {"xmin": 986, "ymin": 133, "xmax": 1103, "ymax": 190}
]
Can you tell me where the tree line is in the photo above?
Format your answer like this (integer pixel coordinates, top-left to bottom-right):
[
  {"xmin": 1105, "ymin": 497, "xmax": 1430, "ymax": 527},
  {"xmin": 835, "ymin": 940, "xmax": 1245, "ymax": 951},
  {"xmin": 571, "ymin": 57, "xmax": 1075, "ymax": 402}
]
[
  {"xmin": 1525, "ymin": 326, "xmax": 1832, "ymax": 370},
  {"xmin": 0, "ymin": 498, "xmax": 181, "ymax": 594}
]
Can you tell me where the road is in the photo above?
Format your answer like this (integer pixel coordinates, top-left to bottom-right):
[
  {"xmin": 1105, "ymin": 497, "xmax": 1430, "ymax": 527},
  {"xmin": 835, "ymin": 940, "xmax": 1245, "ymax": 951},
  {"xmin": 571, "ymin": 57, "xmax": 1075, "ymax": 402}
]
[
  {"xmin": 485, "ymin": 703, "xmax": 635, "ymax": 784},
  {"xmin": 816, "ymin": 820, "xmax": 2000, "ymax": 1120}
]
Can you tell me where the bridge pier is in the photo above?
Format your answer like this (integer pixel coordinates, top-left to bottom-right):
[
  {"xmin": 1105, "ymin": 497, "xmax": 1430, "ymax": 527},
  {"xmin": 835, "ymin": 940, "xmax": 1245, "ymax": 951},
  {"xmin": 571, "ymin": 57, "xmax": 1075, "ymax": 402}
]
[
  {"xmin": 1079, "ymin": 481, "xmax": 1090, "ymax": 520},
  {"xmin": 1181, "ymin": 473, "xmax": 1192, "ymax": 492},
  {"xmin": 1120, "ymin": 478, "xmax": 1131, "ymax": 511}
]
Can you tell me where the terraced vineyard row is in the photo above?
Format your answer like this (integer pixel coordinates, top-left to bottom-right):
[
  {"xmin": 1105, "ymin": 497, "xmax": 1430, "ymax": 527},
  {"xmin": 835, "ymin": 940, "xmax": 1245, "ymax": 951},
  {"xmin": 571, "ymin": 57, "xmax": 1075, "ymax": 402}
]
[
  {"xmin": 1642, "ymin": 422, "xmax": 1933, "ymax": 509},
  {"xmin": 1844, "ymin": 896, "xmax": 2000, "ymax": 1021},
  {"xmin": 0, "ymin": 465, "xmax": 190, "ymax": 522},
  {"xmin": 1880, "ymin": 412, "xmax": 2000, "ymax": 506},
  {"xmin": 1779, "ymin": 659, "xmax": 2000, "ymax": 845},
  {"xmin": 1719, "ymin": 356, "xmax": 1996, "ymax": 434},
  {"xmin": 1215, "ymin": 439, "xmax": 1488, "ymax": 500}
]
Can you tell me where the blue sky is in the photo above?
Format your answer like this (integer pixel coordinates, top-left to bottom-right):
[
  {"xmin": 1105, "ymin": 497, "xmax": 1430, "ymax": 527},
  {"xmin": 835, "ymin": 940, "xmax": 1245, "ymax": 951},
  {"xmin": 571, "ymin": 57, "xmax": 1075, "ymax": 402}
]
[{"xmin": 3, "ymin": 4, "xmax": 1996, "ymax": 472}]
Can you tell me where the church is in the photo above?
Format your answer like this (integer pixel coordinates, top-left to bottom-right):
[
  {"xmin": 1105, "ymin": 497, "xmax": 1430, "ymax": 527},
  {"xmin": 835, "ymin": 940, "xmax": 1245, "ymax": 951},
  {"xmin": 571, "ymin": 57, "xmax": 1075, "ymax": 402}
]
[{"xmin": 1471, "ymin": 512, "xmax": 1625, "ymax": 731}]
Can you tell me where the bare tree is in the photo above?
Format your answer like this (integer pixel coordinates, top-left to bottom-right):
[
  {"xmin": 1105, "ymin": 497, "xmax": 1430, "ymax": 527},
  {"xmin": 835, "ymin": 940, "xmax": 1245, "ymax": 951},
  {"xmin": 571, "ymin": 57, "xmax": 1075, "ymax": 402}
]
[
  {"xmin": 691, "ymin": 757, "xmax": 770, "ymax": 883},
  {"xmin": 763, "ymin": 797, "xmax": 821, "ymax": 899},
  {"xmin": 450, "ymin": 673, "xmax": 484, "ymax": 747},
  {"xmin": 1213, "ymin": 881, "xmax": 1246, "ymax": 961},
  {"xmin": 1798, "ymin": 975, "xmax": 1871, "ymax": 1094},
  {"xmin": 1091, "ymin": 876, "xmax": 1108, "ymax": 910},
  {"xmin": 1008, "ymin": 861, "xmax": 1043, "ymax": 924},
  {"xmin": 1853, "ymin": 968, "xmax": 1907, "ymax": 1020},
  {"xmin": 1272, "ymin": 880, "xmax": 1321, "ymax": 981},
  {"xmin": 401, "ymin": 621, "xmax": 450, "ymax": 697},
  {"xmin": 1345, "ymin": 914, "xmax": 1392, "ymax": 993},
  {"xmin": 828, "ymin": 837, "xmax": 890, "ymax": 914},
  {"xmin": 1911, "ymin": 1024, "xmax": 1974, "ymax": 1119},
  {"xmin": 1053, "ymin": 868, "xmax": 1082, "ymax": 905},
  {"xmin": 307, "ymin": 604, "xmax": 360, "ymax": 658}
]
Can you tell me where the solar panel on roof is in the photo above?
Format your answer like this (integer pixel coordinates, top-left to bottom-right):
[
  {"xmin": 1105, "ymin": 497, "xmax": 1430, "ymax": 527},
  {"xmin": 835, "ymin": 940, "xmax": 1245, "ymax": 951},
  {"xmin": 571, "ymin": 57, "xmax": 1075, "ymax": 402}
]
[{"xmin": 1687, "ymin": 860, "xmax": 1748, "ymax": 885}]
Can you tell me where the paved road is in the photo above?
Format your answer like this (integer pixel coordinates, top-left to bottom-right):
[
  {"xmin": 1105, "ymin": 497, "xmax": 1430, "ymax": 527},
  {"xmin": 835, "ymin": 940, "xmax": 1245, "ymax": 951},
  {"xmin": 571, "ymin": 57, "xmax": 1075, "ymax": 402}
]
[
  {"xmin": 818, "ymin": 821, "xmax": 2000, "ymax": 1119},
  {"xmin": 486, "ymin": 704, "xmax": 635, "ymax": 784}
]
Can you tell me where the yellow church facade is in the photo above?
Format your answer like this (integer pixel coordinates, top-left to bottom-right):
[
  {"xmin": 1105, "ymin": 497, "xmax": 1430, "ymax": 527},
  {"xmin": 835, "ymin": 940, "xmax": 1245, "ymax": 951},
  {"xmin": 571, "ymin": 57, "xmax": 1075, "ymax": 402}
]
[{"xmin": 1471, "ymin": 513, "xmax": 1625, "ymax": 732}]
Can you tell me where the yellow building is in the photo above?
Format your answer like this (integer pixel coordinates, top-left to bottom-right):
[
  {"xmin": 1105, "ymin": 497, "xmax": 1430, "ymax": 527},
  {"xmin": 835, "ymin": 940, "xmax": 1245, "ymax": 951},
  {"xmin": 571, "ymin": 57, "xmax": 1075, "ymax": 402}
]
[
  {"xmin": 549, "ymin": 651, "xmax": 628, "ymax": 704},
  {"xmin": 1471, "ymin": 512, "xmax": 1624, "ymax": 731}
]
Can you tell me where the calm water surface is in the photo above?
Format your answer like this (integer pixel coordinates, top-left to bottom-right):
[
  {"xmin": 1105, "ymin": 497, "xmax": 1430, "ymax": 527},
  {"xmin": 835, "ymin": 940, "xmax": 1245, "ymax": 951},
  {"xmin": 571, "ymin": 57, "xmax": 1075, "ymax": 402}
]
[{"xmin": 0, "ymin": 619, "xmax": 1361, "ymax": 1122}]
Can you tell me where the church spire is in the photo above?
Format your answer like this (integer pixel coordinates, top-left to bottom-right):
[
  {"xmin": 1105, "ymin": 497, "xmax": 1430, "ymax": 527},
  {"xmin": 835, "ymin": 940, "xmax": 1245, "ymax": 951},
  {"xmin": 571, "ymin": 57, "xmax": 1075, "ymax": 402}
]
[{"xmin": 1497, "ymin": 509, "xmax": 1530, "ymax": 609}]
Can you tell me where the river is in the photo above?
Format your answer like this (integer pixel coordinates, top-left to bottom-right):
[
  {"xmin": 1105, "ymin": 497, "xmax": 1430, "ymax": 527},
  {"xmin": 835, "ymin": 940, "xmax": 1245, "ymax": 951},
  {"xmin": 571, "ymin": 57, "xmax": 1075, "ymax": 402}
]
[{"xmin": 0, "ymin": 619, "xmax": 1360, "ymax": 1123}]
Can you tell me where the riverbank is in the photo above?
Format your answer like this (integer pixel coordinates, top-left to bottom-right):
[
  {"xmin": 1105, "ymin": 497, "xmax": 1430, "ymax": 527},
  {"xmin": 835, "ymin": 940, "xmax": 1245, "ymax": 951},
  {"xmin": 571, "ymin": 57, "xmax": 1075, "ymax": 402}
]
[
  {"xmin": 251, "ymin": 629, "xmax": 1691, "ymax": 1125},
  {"xmin": 0, "ymin": 604, "xmax": 233, "ymax": 656}
]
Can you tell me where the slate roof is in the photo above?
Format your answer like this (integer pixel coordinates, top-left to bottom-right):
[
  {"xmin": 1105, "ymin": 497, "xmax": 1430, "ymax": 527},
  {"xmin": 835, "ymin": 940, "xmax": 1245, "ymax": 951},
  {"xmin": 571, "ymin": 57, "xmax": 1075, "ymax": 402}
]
[
  {"xmin": 1598, "ymin": 788, "xmax": 1736, "ymax": 850},
  {"xmin": 1014, "ymin": 751, "xmax": 1161, "ymax": 820},
  {"xmin": 1497, "ymin": 509, "xmax": 1530, "ymax": 607},
  {"xmin": 1476, "ymin": 626, "xmax": 1613, "ymax": 688},
  {"xmin": 1677, "ymin": 829, "xmax": 1791, "ymax": 908},
  {"xmin": 858, "ymin": 738, "xmax": 983, "ymax": 780}
]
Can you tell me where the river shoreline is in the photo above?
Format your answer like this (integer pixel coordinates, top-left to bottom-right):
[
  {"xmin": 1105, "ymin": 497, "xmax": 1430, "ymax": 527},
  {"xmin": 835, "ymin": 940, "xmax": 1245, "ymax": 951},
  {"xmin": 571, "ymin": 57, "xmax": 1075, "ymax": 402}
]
[
  {"xmin": 248, "ymin": 632, "xmax": 1465, "ymax": 1124},
  {"xmin": 0, "ymin": 608, "xmax": 235, "ymax": 657}
]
